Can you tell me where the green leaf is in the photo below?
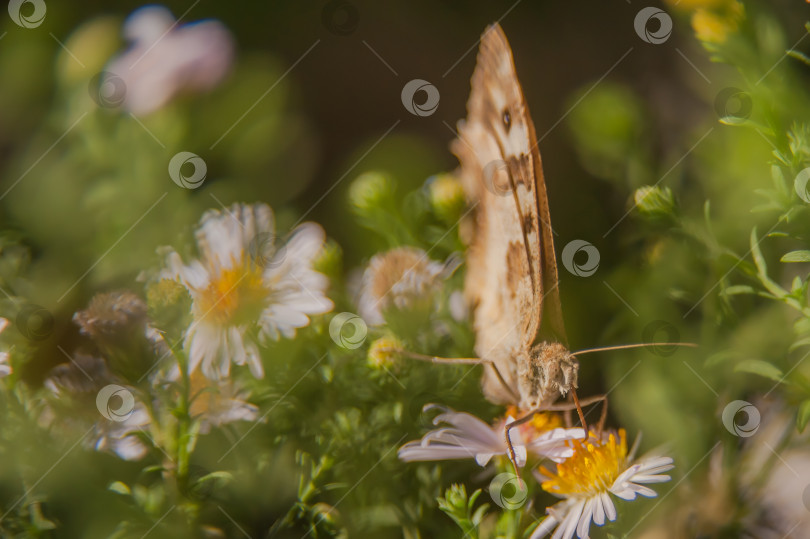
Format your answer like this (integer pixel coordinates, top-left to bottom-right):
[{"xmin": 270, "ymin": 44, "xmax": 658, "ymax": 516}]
[
  {"xmin": 735, "ymin": 359, "xmax": 784, "ymax": 382},
  {"xmin": 705, "ymin": 350, "xmax": 738, "ymax": 367},
  {"xmin": 781, "ymin": 250, "xmax": 810, "ymax": 262},
  {"xmin": 798, "ymin": 400, "xmax": 810, "ymax": 432},
  {"xmin": 789, "ymin": 336, "xmax": 810, "ymax": 352},
  {"xmin": 108, "ymin": 481, "xmax": 131, "ymax": 496},
  {"xmin": 722, "ymin": 285, "xmax": 756, "ymax": 296},
  {"xmin": 750, "ymin": 227, "xmax": 767, "ymax": 276},
  {"xmin": 788, "ymin": 49, "xmax": 810, "ymax": 67}
]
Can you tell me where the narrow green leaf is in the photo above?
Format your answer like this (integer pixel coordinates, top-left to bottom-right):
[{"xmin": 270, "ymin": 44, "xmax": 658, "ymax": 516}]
[
  {"xmin": 788, "ymin": 49, "xmax": 810, "ymax": 67},
  {"xmin": 722, "ymin": 285, "xmax": 756, "ymax": 296},
  {"xmin": 750, "ymin": 227, "xmax": 767, "ymax": 276},
  {"xmin": 108, "ymin": 481, "xmax": 131, "ymax": 496},
  {"xmin": 798, "ymin": 400, "xmax": 810, "ymax": 432},
  {"xmin": 735, "ymin": 359, "xmax": 784, "ymax": 382},
  {"xmin": 781, "ymin": 250, "xmax": 810, "ymax": 262},
  {"xmin": 789, "ymin": 336, "xmax": 810, "ymax": 352}
]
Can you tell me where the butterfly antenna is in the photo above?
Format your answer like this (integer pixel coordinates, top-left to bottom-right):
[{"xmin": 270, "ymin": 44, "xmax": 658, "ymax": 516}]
[{"xmin": 572, "ymin": 342, "xmax": 697, "ymax": 356}]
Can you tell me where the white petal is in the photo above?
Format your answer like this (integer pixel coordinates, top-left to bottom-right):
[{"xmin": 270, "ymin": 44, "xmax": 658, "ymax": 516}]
[
  {"xmin": 577, "ymin": 498, "xmax": 594, "ymax": 539},
  {"xmin": 592, "ymin": 494, "xmax": 606, "ymax": 526},
  {"xmin": 529, "ymin": 515, "xmax": 559, "ymax": 539},
  {"xmin": 601, "ymin": 492, "xmax": 617, "ymax": 522}
]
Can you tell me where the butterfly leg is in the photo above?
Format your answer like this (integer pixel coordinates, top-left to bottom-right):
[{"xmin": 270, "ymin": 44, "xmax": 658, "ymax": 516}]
[
  {"xmin": 545, "ymin": 393, "xmax": 608, "ymax": 435},
  {"xmin": 502, "ymin": 411, "xmax": 540, "ymax": 487},
  {"xmin": 397, "ymin": 350, "xmax": 520, "ymax": 402}
]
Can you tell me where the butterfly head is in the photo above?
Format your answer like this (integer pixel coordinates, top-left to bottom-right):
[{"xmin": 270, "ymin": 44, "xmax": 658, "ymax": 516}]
[{"xmin": 516, "ymin": 342, "xmax": 579, "ymax": 410}]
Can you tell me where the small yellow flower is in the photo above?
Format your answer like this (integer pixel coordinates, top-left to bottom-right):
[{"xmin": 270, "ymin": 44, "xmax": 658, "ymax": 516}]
[
  {"xmin": 429, "ymin": 174, "xmax": 466, "ymax": 223},
  {"xmin": 664, "ymin": 0, "xmax": 730, "ymax": 11},
  {"xmin": 686, "ymin": 0, "xmax": 744, "ymax": 45},
  {"xmin": 348, "ymin": 172, "xmax": 395, "ymax": 213},
  {"xmin": 531, "ymin": 429, "xmax": 674, "ymax": 538},
  {"xmin": 367, "ymin": 336, "xmax": 401, "ymax": 368}
]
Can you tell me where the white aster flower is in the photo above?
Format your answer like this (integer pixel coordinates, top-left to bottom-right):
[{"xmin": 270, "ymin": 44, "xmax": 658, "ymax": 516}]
[
  {"xmin": 531, "ymin": 429, "xmax": 674, "ymax": 539},
  {"xmin": 357, "ymin": 247, "xmax": 445, "ymax": 325},
  {"xmin": 94, "ymin": 403, "xmax": 152, "ymax": 461},
  {"xmin": 161, "ymin": 203, "xmax": 333, "ymax": 379},
  {"xmin": 105, "ymin": 6, "xmax": 234, "ymax": 115},
  {"xmin": 187, "ymin": 370, "xmax": 259, "ymax": 434},
  {"xmin": 398, "ymin": 405, "xmax": 584, "ymax": 467}
]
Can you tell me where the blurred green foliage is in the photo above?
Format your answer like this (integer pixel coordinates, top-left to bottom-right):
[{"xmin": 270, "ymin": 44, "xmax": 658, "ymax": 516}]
[{"xmin": 0, "ymin": 0, "xmax": 809, "ymax": 538}]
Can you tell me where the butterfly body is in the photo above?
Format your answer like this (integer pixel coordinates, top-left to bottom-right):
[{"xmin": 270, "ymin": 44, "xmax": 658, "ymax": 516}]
[{"xmin": 453, "ymin": 23, "xmax": 578, "ymax": 412}]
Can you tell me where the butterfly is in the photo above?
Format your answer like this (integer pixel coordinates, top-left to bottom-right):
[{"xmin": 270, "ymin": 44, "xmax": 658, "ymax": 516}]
[
  {"xmin": 451, "ymin": 23, "xmax": 582, "ymax": 416},
  {"xmin": 403, "ymin": 23, "xmax": 692, "ymax": 464}
]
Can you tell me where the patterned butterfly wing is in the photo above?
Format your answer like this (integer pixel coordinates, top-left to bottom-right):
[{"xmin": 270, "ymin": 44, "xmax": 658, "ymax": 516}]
[{"xmin": 452, "ymin": 23, "xmax": 567, "ymax": 404}]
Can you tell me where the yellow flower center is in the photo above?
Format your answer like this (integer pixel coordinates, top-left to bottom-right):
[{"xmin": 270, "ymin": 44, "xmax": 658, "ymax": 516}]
[
  {"xmin": 539, "ymin": 429, "xmax": 627, "ymax": 497},
  {"xmin": 505, "ymin": 406, "xmax": 564, "ymax": 438},
  {"xmin": 195, "ymin": 257, "xmax": 270, "ymax": 326}
]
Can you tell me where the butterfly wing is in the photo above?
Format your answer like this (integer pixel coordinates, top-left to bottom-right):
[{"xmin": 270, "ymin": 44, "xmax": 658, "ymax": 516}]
[{"xmin": 452, "ymin": 23, "xmax": 566, "ymax": 404}]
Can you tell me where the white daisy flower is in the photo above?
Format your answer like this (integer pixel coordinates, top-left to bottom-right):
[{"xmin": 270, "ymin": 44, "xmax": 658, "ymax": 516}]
[
  {"xmin": 105, "ymin": 6, "xmax": 234, "ymax": 115},
  {"xmin": 398, "ymin": 405, "xmax": 584, "ymax": 467},
  {"xmin": 531, "ymin": 429, "xmax": 674, "ymax": 539},
  {"xmin": 161, "ymin": 203, "xmax": 333, "ymax": 379},
  {"xmin": 187, "ymin": 370, "xmax": 259, "ymax": 434},
  {"xmin": 94, "ymin": 403, "xmax": 152, "ymax": 461},
  {"xmin": 357, "ymin": 247, "xmax": 445, "ymax": 325},
  {"xmin": 0, "ymin": 317, "xmax": 11, "ymax": 377}
]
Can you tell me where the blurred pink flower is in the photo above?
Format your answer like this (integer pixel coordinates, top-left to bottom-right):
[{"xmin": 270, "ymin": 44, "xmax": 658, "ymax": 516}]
[{"xmin": 105, "ymin": 5, "xmax": 234, "ymax": 115}]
